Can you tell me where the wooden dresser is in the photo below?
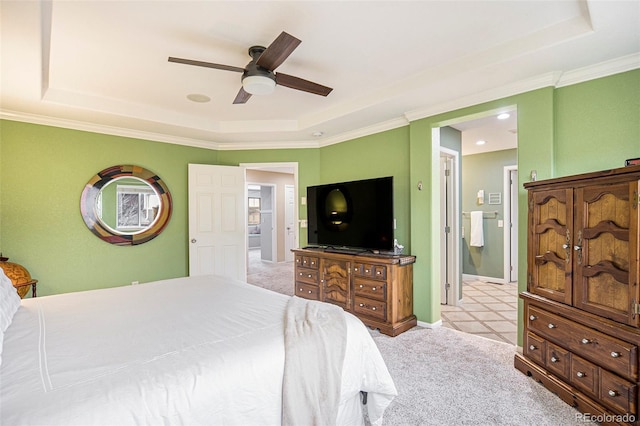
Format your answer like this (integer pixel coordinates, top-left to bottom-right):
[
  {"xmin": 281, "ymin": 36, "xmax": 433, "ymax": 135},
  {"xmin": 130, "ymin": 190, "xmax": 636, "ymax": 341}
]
[
  {"xmin": 514, "ymin": 165, "xmax": 640, "ymax": 425},
  {"xmin": 292, "ymin": 248, "xmax": 417, "ymax": 336}
]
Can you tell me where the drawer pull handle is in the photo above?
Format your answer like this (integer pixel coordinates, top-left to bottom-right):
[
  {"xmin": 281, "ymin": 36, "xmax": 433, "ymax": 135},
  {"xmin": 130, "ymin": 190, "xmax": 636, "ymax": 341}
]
[
  {"xmin": 550, "ymin": 356, "xmax": 559, "ymax": 363},
  {"xmin": 359, "ymin": 303, "xmax": 364, "ymax": 307},
  {"xmin": 529, "ymin": 315, "xmax": 537, "ymax": 321},
  {"xmin": 529, "ymin": 345, "xmax": 537, "ymax": 351},
  {"xmin": 372, "ymin": 307, "xmax": 376, "ymax": 310},
  {"xmin": 359, "ymin": 285, "xmax": 363, "ymax": 288},
  {"xmin": 308, "ymin": 290, "xmax": 312, "ymax": 294},
  {"xmin": 548, "ymin": 323, "xmax": 556, "ymax": 329},
  {"xmin": 576, "ymin": 372, "xmax": 585, "ymax": 378},
  {"xmin": 376, "ymin": 271, "xmax": 381, "ymax": 275},
  {"xmin": 372, "ymin": 287, "xmax": 377, "ymax": 291},
  {"xmin": 299, "ymin": 288, "xmax": 303, "ymax": 292},
  {"xmin": 581, "ymin": 338, "xmax": 591, "ymax": 344},
  {"xmin": 611, "ymin": 352, "xmax": 621, "ymax": 358},
  {"xmin": 365, "ymin": 269, "xmax": 370, "ymax": 273},
  {"xmin": 608, "ymin": 390, "xmax": 617, "ymax": 397}
]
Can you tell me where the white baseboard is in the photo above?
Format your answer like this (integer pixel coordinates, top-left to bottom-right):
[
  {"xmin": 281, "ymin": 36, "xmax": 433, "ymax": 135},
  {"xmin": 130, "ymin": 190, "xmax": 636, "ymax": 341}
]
[
  {"xmin": 417, "ymin": 319, "xmax": 442, "ymax": 329},
  {"xmin": 463, "ymin": 274, "xmax": 507, "ymax": 284}
]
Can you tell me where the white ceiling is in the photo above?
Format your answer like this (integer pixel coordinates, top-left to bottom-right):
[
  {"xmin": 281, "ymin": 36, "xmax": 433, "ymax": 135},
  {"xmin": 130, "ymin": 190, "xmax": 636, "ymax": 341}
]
[{"xmin": 1, "ymin": 1, "xmax": 639, "ymax": 151}]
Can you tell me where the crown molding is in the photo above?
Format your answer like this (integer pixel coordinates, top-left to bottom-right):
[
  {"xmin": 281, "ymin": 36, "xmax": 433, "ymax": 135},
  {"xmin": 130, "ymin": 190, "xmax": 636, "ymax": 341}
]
[
  {"xmin": 316, "ymin": 117, "xmax": 410, "ymax": 148},
  {"xmin": 0, "ymin": 110, "xmax": 221, "ymax": 150},
  {"xmin": 403, "ymin": 72, "xmax": 561, "ymax": 123},
  {"xmin": 555, "ymin": 52, "xmax": 640, "ymax": 87}
]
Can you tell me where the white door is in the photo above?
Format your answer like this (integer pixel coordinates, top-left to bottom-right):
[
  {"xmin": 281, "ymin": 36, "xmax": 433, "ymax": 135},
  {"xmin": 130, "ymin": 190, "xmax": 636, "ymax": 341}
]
[
  {"xmin": 188, "ymin": 164, "xmax": 247, "ymax": 281},
  {"xmin": 284, "ymin": 185, "xmax": 295, "ymax": 262},
  {"xmin": 440, "ymin": 155, "xmax": 452, "ymax": 304}
]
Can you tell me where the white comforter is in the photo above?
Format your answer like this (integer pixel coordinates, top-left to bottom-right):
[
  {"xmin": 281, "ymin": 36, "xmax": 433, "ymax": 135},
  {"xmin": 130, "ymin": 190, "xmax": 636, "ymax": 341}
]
[{"xmin": 0, "ymin": 275, "xmax": 396, "ymax": 425}]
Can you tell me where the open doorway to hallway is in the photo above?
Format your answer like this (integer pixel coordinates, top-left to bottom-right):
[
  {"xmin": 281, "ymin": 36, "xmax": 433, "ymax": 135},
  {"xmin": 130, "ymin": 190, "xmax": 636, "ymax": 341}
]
[{"xmin": 242, "ymin": 162, "xmax": 298, "ymax": 284}]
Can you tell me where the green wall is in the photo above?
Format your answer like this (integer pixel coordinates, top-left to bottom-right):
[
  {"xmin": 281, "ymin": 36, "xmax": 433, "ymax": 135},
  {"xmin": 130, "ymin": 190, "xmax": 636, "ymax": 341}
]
[
  {"xmin": 1, "ymin": 69, "xmax": 638, "ymax": 346},
  {"xmin": 461, "ymin": 149, "xmax": 517, "ymax": 279}
]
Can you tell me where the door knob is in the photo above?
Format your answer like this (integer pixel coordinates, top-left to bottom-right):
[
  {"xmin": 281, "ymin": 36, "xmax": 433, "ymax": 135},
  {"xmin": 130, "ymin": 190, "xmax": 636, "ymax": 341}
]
[{"xmin": 191, "ymin": 238, "xmax": 197, "ymax": 243}]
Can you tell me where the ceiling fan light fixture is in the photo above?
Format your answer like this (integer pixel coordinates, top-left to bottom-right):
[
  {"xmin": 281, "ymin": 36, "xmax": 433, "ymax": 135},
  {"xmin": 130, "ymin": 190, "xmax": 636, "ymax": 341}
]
[{"xmin": 242, "ymin": 75, "xmax": 276, "ymax": 95}]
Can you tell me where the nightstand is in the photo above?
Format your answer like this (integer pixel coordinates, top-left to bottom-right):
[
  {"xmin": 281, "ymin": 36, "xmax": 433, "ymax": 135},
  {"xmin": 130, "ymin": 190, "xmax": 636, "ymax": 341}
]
[{"xmin": 14, "ymin": 279, "xmax": 37, "ymax": 298}]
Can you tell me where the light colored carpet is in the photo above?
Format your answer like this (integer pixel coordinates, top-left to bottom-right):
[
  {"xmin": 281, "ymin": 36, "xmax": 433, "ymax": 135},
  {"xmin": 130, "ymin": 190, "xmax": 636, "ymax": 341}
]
[
  {"xmin": 371, "ymin": 326, "xmax": 589, "ymax": 425},
  {"xmin": 246, "ymin": 250, "xmax": 589, "ymax": 425}
]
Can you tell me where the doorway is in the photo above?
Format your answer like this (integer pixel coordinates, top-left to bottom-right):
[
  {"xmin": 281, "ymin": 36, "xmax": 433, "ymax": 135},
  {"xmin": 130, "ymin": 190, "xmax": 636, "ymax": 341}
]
[
  {"xmin": 247, "ymin": 183, "xmax": 276, "ymax": 262},
  {"xmin": 241, "ymin": 162, "xmax": 298, "ymax": 276},
  {"xmin": 437, "ymin": 108, "xmax": 519, "ymax": 344}
]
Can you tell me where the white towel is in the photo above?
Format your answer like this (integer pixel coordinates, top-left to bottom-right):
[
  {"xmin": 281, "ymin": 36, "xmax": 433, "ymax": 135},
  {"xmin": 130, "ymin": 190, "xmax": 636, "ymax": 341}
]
[{"xmin": 470, "ymin": 211, "xmax": 484, "ymax": 247}]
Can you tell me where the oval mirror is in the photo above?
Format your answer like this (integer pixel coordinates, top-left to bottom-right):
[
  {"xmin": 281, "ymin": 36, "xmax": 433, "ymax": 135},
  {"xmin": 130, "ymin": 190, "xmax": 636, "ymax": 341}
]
[{"xmin": 80, "ymin": 165, "xmax": 172, "ymax": 245}]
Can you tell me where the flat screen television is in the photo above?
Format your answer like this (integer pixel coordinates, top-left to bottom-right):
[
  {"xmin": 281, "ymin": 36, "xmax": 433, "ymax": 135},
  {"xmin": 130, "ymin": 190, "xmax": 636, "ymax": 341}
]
[{"xmin": 307, "ymin": 176, "xmax": 394, "ymax": 252}]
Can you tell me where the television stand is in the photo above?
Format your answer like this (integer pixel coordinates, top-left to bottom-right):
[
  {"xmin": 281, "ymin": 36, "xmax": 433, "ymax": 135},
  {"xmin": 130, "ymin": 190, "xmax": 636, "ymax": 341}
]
[{"xmin": 292, "ymin": 248, "xmax": 417, "ymax": 336}]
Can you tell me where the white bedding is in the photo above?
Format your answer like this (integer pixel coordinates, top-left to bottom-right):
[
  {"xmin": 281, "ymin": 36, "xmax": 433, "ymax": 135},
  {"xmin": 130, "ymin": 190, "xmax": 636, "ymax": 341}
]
[{"xmin": 0, "ymin": 275, "xmax": 396, "ymax": 425}]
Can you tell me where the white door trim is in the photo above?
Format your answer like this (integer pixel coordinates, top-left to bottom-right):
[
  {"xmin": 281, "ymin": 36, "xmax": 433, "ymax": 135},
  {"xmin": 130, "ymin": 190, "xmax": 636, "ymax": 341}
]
[{"xmin": 503, "ymin": 165, "xmax": 518, "ymax": 282}]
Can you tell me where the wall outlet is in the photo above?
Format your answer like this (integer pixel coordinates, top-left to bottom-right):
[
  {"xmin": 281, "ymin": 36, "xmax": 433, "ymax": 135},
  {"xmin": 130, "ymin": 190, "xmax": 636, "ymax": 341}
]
[{"xmin": 131, "ymin": 281, "xmax": 139, "ymax": 285}]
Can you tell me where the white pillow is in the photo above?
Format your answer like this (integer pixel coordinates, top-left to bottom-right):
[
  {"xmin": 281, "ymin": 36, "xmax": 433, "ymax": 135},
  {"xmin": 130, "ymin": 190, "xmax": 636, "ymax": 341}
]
[
  {"xmin": 0, "ymin": 268, "xmax": 21, "ymax": 368},
  {"xmin": 0, "ymin": 267, "xmax": 20, "ymax": 333}
]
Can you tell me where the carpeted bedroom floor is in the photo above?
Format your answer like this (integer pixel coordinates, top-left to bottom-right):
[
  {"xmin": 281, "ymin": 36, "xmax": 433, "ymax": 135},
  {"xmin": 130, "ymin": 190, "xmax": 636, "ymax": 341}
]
[{"xmin": 246, "ymin": 250, "xmax": 589, "ymax": 425}]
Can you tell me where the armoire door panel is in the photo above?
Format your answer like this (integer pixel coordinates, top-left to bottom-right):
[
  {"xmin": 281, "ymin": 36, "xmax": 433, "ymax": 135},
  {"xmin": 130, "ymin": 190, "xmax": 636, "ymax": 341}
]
[
  {"xmin": 574, "ymin": 181, "xmax": 639, "ymax": 326},
  {"xmin": 529, "ymin": 188, "xmax": 574, "ymax": 305}
]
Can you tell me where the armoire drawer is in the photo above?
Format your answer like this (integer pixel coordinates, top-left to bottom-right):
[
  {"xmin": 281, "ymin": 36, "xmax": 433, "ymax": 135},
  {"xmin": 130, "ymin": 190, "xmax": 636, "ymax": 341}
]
[
  {"xmin": 527, "ymin": 304, "xmax": 638, "ymax": 380},
  {"xmin": 546, "ymin": 341, "xmax": 570, "ymax": 380},
  {"xmin": 571, "ymin": 355, "xmax": 599, "ymax": 398},
  {"xmin": 599, "ymin": 369, "xmax": 637, "ymax": 416},
  {"xmin": 353, "ymin": 278, "xmax": 387, "ymax": 301},
  {"xmin": 524, "ymin": 332, "xmax": 546, "ymax": 366}
]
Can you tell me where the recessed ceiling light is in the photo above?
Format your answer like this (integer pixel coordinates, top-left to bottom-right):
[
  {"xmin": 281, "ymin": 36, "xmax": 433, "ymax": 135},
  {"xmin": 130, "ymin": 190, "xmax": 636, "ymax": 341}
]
[
  {"xmin": 312, "ymin": 131, "xmax": 324, "ymax": 137},
  {"xmin": 476, "ymin": 140, "xmax": 487, "ymax": 145},
  {"xmin": 187, "ymin": 93, "xmax": 211, "ymax": 103},
  {"xmin": 497, "ymin": 113, "xmax": 510, "ymax": 120}
]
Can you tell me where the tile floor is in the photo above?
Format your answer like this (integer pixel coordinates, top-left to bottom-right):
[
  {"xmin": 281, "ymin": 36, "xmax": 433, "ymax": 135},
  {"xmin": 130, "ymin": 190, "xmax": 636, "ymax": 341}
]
[{"xmin": 441, "ymin": 279, "xmax": 518, "ymax": 345}]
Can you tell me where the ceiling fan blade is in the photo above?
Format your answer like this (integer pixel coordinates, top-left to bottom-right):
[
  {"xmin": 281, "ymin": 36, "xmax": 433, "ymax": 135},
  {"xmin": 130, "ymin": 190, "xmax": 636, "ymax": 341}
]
[
  {"xmin": 255, "ymin": 32, "xmax": 301, "ymax": 71},
  {"xmin": 233, "ymin": 87, "xmax": 252, "ymax": 104},
  {"xmin": 275, "ymin": 73, "xmax": 333, "ymax": 97},
  {"xmin": 168, "ymin": 57, "xmax": 245, "ymax": 73}
]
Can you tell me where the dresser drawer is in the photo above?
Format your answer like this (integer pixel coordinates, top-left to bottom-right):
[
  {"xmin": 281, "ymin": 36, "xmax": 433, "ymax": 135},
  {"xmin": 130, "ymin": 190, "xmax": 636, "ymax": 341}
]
[
  {"xmin": 527, "ymin": 304, "xmax": 638, "ymax": 380},
  {"xmin": 295, "ymin": 283, "xmax": 319, "ymax": 300},
  {"xmin": 599, "ymin": 369, "xmax": 637, "ymax": 416},
  {"xmin": 353, "ymin": 263, "xmax": 387, "ymax": 281},
  {"xmin": 295, "ymin": 268, "xmax": 319, "ymax": 285},
  {"xmin": 354, "ymin": 278, "xmax": 387, "ymax": 301},
  {"xmin": 295, "ymin": 255, "xmax": 319, "ymax": 269},
  {"xmin": 546, "ymin": 341, "xmax": 571, "ymax": 380},
  {"xmin": 354, "ymin": 296, "xmax": 387, "ymax": 322},
  {"xmin": 571, "ymin": 354, "xmax": 599, "ymax": 398},
  {"xmin": 524, "ymin": 332, "xmax": 546, "ymax": 366}
]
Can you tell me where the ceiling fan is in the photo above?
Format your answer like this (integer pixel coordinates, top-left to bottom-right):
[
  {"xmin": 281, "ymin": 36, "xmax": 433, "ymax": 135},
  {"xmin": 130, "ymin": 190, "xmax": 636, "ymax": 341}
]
[{"xmin": 168, "ymin": 31, "xmax": 333, "ymax": 104}]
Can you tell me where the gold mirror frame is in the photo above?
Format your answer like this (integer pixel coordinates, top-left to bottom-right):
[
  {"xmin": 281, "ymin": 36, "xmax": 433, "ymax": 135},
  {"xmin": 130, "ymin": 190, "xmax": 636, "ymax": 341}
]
[{"xmin": 80, "ymin": 165, "xmax": 172, "ymax": 246}]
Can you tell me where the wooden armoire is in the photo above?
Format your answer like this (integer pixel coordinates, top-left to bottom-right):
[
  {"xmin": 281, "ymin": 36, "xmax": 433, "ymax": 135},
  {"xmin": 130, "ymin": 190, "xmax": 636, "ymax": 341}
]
[{"xmin": 515, "ymin": 164, "xmax": 640, "ymax": 425}]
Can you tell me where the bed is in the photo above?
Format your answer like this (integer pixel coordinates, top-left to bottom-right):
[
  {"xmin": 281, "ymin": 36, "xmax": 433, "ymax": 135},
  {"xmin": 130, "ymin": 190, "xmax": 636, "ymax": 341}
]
[{"xmin": 0, "ymin": 271, "xmax": 397, "ymax": 425}]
